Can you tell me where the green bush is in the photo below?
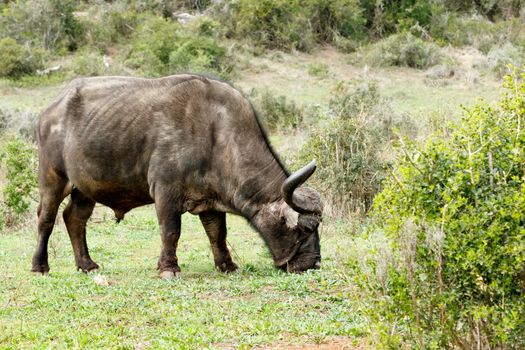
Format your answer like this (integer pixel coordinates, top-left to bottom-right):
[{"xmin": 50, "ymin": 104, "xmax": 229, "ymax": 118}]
[
  {"xmin": 221, "ymin": 0, "xmax": 366, "ymax": 51},
  {"xmin": 362, "ymin": 0, "xmax": 434, "ymax": 36},
  {"xmin": 487, "ymin": 42, "xmax": 524, "ymax": 78},
  {"xmin": 125, "ymin": 16, "xmax": 231, "ymax": 77},
  {"xmin": 0, "ymin": 136, "xmax": 38, "ymax": 229},
  {"xmin": 104, "ymin": 9, "xmax": 140, "ymax": 44},
  {"xmin": 0, "ymin": 38, "xmax": 44, "ymax": 78},
  {"xmin": 298, "ymin": 80, "xmax": 407, "ymax": 215},
  {"xmin": 168, "ymin": 37, "xmax": 227, "ymax": 74},
  {"xmin": 367, "ymin": 71, "xmax": 525, "ymax": 348},
  {"xmin": 432, "ymin": 15, "xmax": 525, "ymax": 53},
  {"xmin": 307, "ymin": 62, "xmax": 329, "ymax": 78},
  {"xmin": 356, "ymin": 33, "xmax": 446, "ymax": 69},
  {"xmin": 0, "ymin": 0, "xmax": 84, "ymax": 52},
  {"xmin": 443, "ymin": 0, "xmax": 523, "ymax": 20},
  {"xmin": 0, "ymin": 108, "xmax": 38, "ymax": 141},
  {"xmin": 305, "ymin": 0, "xmax": 366, "ymax": 42},
  {"xmin": 251, "ymin": 88, "xmax": 303, "ymax": 132},
  {"xmin": 71, "ymin": 50, "xmax": 128, "ymax": 77},
  {"xmin": 227, "ymin": 0, "xmax": 314, "ymax": 51}
]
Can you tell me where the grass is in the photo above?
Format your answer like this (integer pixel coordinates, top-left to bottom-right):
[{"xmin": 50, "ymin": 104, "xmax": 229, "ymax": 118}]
[{"xmin": 0, "ymin": 206, "xmax": 365, "ymax": 349}]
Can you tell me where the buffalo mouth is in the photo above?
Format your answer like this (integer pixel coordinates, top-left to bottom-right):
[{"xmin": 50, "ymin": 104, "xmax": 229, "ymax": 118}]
[{"xmin": 276, "ymin": 253, "xmax": 321, "ymax": 273}]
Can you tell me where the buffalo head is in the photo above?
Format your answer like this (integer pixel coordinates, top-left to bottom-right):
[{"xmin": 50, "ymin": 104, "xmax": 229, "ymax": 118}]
[{"xmin": 253, "ymin": 160, "xmax": 323, "ymax": 273}]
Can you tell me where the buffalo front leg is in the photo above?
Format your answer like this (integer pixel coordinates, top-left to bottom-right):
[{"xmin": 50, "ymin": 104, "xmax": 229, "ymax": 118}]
[
  {"xmin": 63, "ymin": 189, "xmax": 98, "ymax": 273},
  {"xmin": 155, "ymin": 200, "xmax": 182, "ymax": 279},
  {"xmin": 199, "ymin": 211, "xmax": 238, "ymax": 273}
]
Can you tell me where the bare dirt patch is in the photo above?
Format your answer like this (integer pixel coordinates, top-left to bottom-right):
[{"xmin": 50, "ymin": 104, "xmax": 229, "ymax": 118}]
[
  {"xmin": 214, "ymin": 337, "xmax": 368, "ymax": 350},
  {"xmin": 260, "ymin": 337, "xmax": 368, "ymax": 350}
]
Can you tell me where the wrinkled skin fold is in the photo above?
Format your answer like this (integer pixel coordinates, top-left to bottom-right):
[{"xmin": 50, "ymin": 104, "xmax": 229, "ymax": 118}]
[{"xmin": 31, "ymin": 75, "xmax": 323, "ymax": 277}]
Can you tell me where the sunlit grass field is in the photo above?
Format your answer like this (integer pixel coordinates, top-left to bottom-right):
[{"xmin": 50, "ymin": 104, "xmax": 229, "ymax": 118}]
[{"xmin": 0, "ymin": 206, "xmax": 364, "ymax": 349}]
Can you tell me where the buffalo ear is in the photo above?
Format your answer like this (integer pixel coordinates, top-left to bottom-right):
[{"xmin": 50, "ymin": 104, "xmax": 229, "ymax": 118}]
[{"xmin": 279, "ymin": 204, "xmax": 299, "ymax": 228}]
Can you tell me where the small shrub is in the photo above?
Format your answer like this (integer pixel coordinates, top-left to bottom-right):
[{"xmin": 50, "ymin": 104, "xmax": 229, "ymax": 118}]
[
  {"xmin": 168, "ymin": 37, "xmax": 227, "ymax": 75},
  {"xmin": 0, "ymin": 38, "xmax": 44, "ymax": 78},
  {"xmin": 298, "ymin": 80, "xmax": 407, "ymax": 216},
  {"xmin": 71, "ymin": 50, "xmax": 129, "ymax": 78},
  {"xmin": 228, "ymin": 0, "xmax": 314, "ymax": 51},
  {"xmin": 0, "ymin": 0, "xmax": 84, "ymax": 51},
  {"xmin": 305, "ymin": 0, "xmax": 366, "ymax": 42},
  {"xmin": 251, "ymin": 88, "xmax": 303, "ymax": 132},
  {"xmin": 219, "ymin": 0, "xmax": 366, "ymax": 51},
  {"xmin": 307, "ymin": 62, "xmax": 329, "ymax": 78},
  {"xmin": 72, "ymin": 51, "xmax": 108, "ymax": 77},
  {"xmin": 432, "ymin": 15, "xmax": 525, "ymax": 53},
  {"xmin": 487, "ymin": 42, "xmax": 524, "ymax": 78},
  {"xmin": 104, "ymin": 9, "xmax": 140, "ymax": 44},
  {"xmin": 181, "ymin": 0, "xmax": 211, "ymax": 11},
  {"xmin": 125, "ymin": 16, "xmax": 231, "ymax": 77},
  {"xmin": 356, "ymin": 33, "xmax": 446, "ymax": 69},
  {"xmin": 0, "ymin": 136, "xmax": 38, "ymax": 229},
  {"xmin": 367, "ymin": 71, "xmax": 525, "ymax": 348}
]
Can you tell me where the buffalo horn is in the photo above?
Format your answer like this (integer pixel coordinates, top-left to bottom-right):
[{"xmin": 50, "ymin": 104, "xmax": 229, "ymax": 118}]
[{"xmin": 281, "ymin": 160, "xmax": 317, "ymax": 213}]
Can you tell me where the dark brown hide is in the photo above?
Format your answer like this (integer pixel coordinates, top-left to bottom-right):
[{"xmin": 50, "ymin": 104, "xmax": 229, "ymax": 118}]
[{"xmin": 31, "ymin": 75, "xmax": 322, "ymax": 276}]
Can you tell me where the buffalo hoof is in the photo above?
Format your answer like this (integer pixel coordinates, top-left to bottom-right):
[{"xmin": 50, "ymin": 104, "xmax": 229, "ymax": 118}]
[
  {"xmin": 77, "ymin": 259, "xmax": 100, "ymax": 273},
  {"xmin": 31, "ymin": 264, "xmax": 50, "ymax": 276},
  {"xmin": 160, "ymin": 270, "xmax": 181, "ymax": 280},
  {"xmin": 31, "ymin": 270, "xmax": 49, "ymax": 276},
  {"xmin": 216, "ymin": 261, "xmax": 238, "ymax": 273}
]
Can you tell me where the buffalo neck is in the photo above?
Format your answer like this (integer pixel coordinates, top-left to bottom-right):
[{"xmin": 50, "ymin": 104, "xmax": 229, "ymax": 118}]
[{"xmin": 230, "ymin": 154, "xmax": 288, "ymax": 220}]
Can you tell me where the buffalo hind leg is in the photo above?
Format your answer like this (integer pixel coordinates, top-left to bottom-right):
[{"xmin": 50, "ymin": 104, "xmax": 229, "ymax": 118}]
[
  {"xmin": 31, "ymin": 177, "xmax": 67, "ymax": 274},
  {"xmin": 155, "ymin": 198, "xmax": 182, "ymax": 279},
  {"xmin": 63, "ymin": 189, "xmax": 98, "ymax": 272},
  {"xmin": 199, "ymin": 211, "xmax": 238, "ymax": 273}
]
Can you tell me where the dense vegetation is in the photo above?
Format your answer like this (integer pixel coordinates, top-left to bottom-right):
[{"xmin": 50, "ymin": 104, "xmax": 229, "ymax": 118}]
[
  {"xmin": 0, "ymin": 0, "xmax": 524, "ymax": 80},
  {"xmin": 1, "ymin": 0, "xmax": 524, "ymax": 348},
  {"xmin": 368, "ymin": 71, "xmax": 525, "ymax": 348}
]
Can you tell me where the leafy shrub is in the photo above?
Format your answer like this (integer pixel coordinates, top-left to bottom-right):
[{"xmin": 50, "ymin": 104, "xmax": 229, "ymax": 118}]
[
  {"xmin": 298, "ymin": 80, "xmax": 407, "ymax": 215},
  {"xmin": 78, "ymin": 4, "xmax": 135, "ymax": 50},
  {"xmin": 307, "ymin": 62, "xmax": 329, "ymax": 78},
  {"xmin": 104, "ymin": 9, "xmax": 140, "ymax": 44},
  {"xmin": 226, "ymin": 0, "xmax": 314, "ymax": 51},
  {"xmin": 180, "ymin": 0, "xmax": 211, "ymax": 11},
  {"xmin": 0, "ymin": 108, "xmax": 38, "ymax": 141},
  {"xmin": 305, "ymin": 0, "xmax": 366, "ymax": 42},
  {"xmin": 442, "ymin": 0, "xmax": 523, "ymax": 20},
  {"xmin": 168, "ymin": 37, "xmax": 227, "ymax": 74},
  {"xmin": 0, "ymin": 0, "xmax": 84, "ymax": 51},
  {"xmin": 362, "ymin": 0, "xmax": 434, "ymax": 36},
  {"xmin": 487, "ymin": 42, "xmax": 524, "ymax": 78},
  {"xmin": 251, "ymin": 88, "xmax": 303, "ymax": 132},
  {"xmin": 366, "ymin": 71, "xmax": 525, "ymax": 348},
  {"xmin": 71, "ymin": 50, "xmax": 128, "ymax": 77},
  {"xmin": 125, "ymin": 17, "xmax": 231, "ymax": 77},
  {"xmin": 432, "ymin": 15, "xmax": 525, "ymax": 53},
  {"xmin": 0, "ymin": 38, "xmax": 44, "ymax": 78},
  {"xmin": 220, "ymin": 0, "xmax": 366, "ymax": 51},
  {"xmin": 356, "ymin": 33, "xmax": 446, "ymax": 69},
  {"xmin": 0, "ymin": 136, "xmax": 38, "ymax": 229}
]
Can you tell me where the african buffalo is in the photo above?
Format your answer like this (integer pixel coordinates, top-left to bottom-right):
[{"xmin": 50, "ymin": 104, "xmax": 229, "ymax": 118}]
[{"xmin": 31, "ymin": 75, "xmax": 323, "ymax": 278}]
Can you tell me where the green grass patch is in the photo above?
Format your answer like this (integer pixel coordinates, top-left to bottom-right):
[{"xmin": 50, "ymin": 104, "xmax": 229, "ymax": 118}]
[{"xmin": 0, "ymin": 206, "xmax": 365, "ymax": 349}]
